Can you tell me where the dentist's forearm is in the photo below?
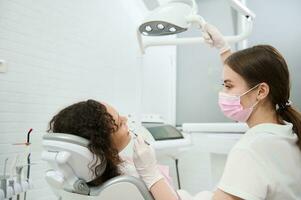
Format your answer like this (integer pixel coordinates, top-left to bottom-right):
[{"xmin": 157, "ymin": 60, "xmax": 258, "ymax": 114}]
[{"xmin": 150, "ymin": 179, "xmax": 179, "ymax": 200}]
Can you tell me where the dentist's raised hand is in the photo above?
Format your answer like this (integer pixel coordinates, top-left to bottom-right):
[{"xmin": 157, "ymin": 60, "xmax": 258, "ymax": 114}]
[
  {"xmin": 133, "ymin": 135, "xmax": 163, "ymax": 189},
  {"xmin": 202, "ymin": 23, "xmax": 231, "ymax": 54}
]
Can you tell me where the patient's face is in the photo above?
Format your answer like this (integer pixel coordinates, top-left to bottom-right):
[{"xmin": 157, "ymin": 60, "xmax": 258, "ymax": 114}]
[{"xmin": 104, "ymin": 103, "xmax": 131, "ymax": 152}]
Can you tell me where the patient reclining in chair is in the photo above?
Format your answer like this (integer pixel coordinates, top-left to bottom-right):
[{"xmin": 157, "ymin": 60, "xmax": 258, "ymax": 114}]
[{"xmin": 47, "ymin": 99, "xmax": 172, "ymax": 188}]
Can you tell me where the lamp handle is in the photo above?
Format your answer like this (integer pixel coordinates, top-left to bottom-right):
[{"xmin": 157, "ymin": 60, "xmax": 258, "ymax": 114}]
[{"xmin": 186, "ymin": 14, "xmax": 206, "ymax": 29}]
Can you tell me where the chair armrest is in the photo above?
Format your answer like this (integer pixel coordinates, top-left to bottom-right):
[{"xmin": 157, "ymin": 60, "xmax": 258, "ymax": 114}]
[{"xmin": 90, "ymin": 175, "xmax": 154, "ymax": 200}]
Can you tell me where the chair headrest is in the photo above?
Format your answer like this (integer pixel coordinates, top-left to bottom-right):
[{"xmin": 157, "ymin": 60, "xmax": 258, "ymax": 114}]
[
  {"xmin": 43, "ymin": 133, "xmax": 89, "ymax": 147},
  {"xmin": 42, "ymin": 133, "xmax": 106, "ymax": 182}
]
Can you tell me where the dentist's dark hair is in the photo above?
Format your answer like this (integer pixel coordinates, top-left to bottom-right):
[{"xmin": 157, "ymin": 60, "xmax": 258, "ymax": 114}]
[
  {"xmin": 48, "ymin": 99, "xmax": 123, "ymax": 186},
  {"xmin": 225, "ymin": 45, "xmax": 301, "ymax": 151}
]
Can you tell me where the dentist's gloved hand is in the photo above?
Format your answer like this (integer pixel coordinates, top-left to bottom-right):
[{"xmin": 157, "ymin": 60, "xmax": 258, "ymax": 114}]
[
  {"xmin": 133, "ymin": 135, "xmax": 164, "ymax": 189},
  {"xmin": 202, "ymin": 23, "xmax": 231, "ymax": 54}
]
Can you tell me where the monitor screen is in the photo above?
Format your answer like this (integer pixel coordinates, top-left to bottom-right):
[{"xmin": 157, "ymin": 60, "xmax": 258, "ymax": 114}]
[{"xmin": 145, "ymin": 125, "xmax": 184, "ymax": 141}]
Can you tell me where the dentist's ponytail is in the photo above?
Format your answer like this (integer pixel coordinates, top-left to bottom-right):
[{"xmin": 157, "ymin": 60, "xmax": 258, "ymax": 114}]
[
  {"xmin": 277, "ymin": 105, "xmax": 301, "ymax": 149},
  {"xmin": 225, "ymin": 44, "xmax": 301, "ymax": 151}
]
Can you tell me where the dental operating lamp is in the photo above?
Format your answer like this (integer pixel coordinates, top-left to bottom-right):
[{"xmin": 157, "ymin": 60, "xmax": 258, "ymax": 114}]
[{"xmin": 137, "ymin": 0, "xmax": 255, "ymax": 53}]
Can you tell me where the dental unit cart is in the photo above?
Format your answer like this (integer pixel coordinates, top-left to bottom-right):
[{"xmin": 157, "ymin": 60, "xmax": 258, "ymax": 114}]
[{"xmin": 137, "ymin": 123, "xmax": 191, "ymax": 150}]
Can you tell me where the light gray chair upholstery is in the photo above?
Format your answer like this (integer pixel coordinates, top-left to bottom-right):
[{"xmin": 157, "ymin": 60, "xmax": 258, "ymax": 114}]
[{"xmin": 42, "ymin": 133, "xmax": 154, "ymax": 200}]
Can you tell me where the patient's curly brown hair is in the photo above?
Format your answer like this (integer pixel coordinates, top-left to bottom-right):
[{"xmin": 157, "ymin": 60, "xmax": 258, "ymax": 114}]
[{"xmin": 48, "ymin": 99, "xmax": 123, "ymax": 186}]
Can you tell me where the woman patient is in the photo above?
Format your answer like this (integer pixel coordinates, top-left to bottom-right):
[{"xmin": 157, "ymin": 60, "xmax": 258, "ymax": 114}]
[{"xmin": 47, "ymin": 99, "xmax": 171, "ymax": 187}]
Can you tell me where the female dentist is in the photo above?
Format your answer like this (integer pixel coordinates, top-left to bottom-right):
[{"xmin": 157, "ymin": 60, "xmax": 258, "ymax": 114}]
[{"xmin": 132, "ymin": 24, "xmax": 301, "ymax": 200}]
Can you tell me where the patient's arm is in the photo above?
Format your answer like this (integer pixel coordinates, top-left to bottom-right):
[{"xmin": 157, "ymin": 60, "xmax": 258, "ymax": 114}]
[
  {"xmin": 150, "ymin": 179, "xmax": 178, "ymax": 200},
  {"xmin": 150, "ymin": 185, "xmax": 243, "ymax": 200},
  {"xmin": 212, "ymin": 189, "xmax": 242, "ymax": 200}
]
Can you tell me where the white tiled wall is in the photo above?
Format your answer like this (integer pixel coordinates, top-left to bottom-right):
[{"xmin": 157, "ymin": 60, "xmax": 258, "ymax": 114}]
[{"xmin": 0, "ymin": 0, "xmax": 176, "ymax": 199}]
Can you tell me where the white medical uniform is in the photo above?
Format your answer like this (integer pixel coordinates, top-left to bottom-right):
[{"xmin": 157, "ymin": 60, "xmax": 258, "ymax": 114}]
[{"xmin": 218, "ymin": 122, "xmax": 301, "ymax": 200}]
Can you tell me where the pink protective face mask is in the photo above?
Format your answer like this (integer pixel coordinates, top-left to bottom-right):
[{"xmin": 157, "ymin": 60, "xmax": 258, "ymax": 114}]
[{"xmin": 218, "ymin": 84, "xmax": 260, "ymax": 122}]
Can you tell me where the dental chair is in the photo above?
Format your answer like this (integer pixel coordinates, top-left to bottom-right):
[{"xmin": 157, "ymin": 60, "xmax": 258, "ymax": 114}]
[{"xmin": 41, "ymin": 133, "xmax": 154, "ymax": 200}]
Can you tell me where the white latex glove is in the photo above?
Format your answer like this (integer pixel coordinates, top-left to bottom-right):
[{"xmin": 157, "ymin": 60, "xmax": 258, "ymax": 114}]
[
  {"xmin": 133, "ymin": 135, "xmax": 164, "ymax": 189},
  {"xmin": 202, "ymin": 23, "xmax": 230, "ymax": 54}
]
